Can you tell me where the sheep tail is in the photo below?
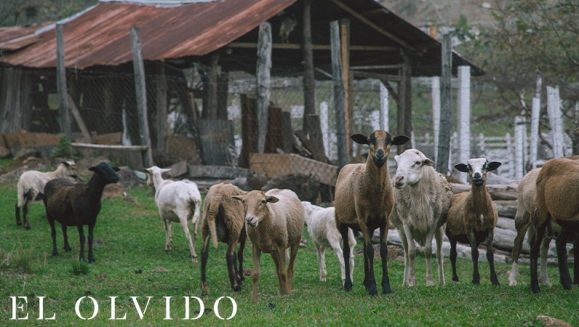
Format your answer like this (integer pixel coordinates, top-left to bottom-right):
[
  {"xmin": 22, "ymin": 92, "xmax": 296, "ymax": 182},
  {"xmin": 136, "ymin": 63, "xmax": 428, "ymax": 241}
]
[
  {"xmin": 17, "ymin": 183, "xmax": 26, "ymax": 208},
  {"xmin": 205, "ymin": 200, "xmax": 220, "ymax": 249}
]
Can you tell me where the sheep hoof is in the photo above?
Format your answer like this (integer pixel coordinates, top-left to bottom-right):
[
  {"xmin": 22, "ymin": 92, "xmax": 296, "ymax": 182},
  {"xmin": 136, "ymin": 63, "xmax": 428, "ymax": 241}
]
[
  {"xmin": 51, "ymin": 252, "xmax": 59, "ymax": 257},
  {"xmin": 233, "ymin": 285, "xmax": 241, "ymax": 292}
]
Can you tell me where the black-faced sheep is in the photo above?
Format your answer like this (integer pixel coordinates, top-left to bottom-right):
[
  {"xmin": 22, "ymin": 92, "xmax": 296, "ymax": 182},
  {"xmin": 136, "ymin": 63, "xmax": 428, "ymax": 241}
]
[
  {"xmin": 334, "ymin": 130, "xmax": 409, "ymax": 295},
  {"xmin": 531, "ymin": 156, "xmax": 579, "ymax": 293},
  {"xmin": 446, "ymin": 158, "xmax": 501, "ymax": 285},
  {"xmin": 233, "ymin": 189, "xmax": 304, "ymax": 303},
  {"xmin": 391, "ymin": 149, "xmax": 453, "ymax": 287},
  {"xmin": 15, "ymin": 160, "xmax": 77, "ymax": 229},
  {"xmin": 201, "ymin": 181, "xmax": 247, "ymax": 294},
  {"xmin": 302, "ymin": 201, "xmax": 356, "ymax": 285},
  {"xmin": 43, "ymin": 162, "xmax": 119, "ymax": 262},
  {"xmin": 144, "ymin": 166, "xmax": 202, "ymax": 263}
]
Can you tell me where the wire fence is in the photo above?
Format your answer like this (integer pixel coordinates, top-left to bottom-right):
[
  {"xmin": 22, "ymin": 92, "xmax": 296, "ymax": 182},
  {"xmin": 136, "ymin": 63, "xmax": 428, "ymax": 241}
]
[{"xmin": 0, "ymin": 63, "xmax": 577, "ymax": 186}]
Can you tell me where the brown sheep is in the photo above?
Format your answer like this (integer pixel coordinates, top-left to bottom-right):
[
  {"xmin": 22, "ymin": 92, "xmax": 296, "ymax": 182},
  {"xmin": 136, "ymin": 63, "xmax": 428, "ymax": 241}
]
[
  {"xmin": 446, "ymin": 158, "xmax": 501, "ymax": 286},
  {"xmin": 334, "ymin": 130, "xmax": 409, "ymax": 295},
  {"xmin": 233, "ymin": 189, "xmax": 304, "ymax": 303},
  {"xmin": 531, "ymin": 156, "xmax": 579, "ymax": 293},
  {"xmin": 200, "ymin": 181, "xmax": 247, "ymax": 294}
]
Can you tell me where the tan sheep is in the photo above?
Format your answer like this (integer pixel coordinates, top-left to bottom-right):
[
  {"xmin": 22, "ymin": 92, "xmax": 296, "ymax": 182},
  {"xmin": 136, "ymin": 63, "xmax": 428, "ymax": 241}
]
[
  {"xmin": 200, "ymin": 181, "xmax": 247, "ymax": 294},
  {"xmin": 391, "ymin": 149, "xmax": 453, "ymax": 287},
  {"xmin": 334, "ymin": 130, "xmax": 409, "ymax": 295},
  {"xmin": 531, "ymin": 156, "xmax": 579, "ymax": 293},
  {"xmin": 508, "ymin": 168, "xmax": 557, "ymax": 287},
  {"xmin": 446, "ymin": 158, "xmax": 501, "ymax": 285},
  {"xmin": 233, "ymin": 188, "xmax": 304, "ymax": 303}
]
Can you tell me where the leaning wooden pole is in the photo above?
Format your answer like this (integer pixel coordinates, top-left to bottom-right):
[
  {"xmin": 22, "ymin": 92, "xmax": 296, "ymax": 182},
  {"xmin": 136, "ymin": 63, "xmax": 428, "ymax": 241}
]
[
  {"xmin": 436, "ymin": 32, "xmax": 452, "ymax": 175},
  {"xmin": 302, "ymin": 0, "xmax": 316, "ymax": 132},
  {"xmin": 130, "ymin": 26, "xmax": 153, "ymax": 167},
  {"xmin": 56, "ymin": 23, "xmax": 71, "ymax": 140},
  {"xmin": 256, "ymin": 22, "xmax": 272, "ymax": 154},
  {"xmin": 330, "ymin": 20, "xmax": 347, "ymax": 171}
]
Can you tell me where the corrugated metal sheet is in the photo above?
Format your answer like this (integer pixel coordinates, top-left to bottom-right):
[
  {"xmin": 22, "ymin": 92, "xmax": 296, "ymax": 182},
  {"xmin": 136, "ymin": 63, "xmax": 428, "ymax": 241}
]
[
  {"xmin": 0, "ymin": 23, "xmax": 53, "ymax": 51},
  {"xmin": 0, "ymin": 0, "xmax": 296, "ymax": 69}
]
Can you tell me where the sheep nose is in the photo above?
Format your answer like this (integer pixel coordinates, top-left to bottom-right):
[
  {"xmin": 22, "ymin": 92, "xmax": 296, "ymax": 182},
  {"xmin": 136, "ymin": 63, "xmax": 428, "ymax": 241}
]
[
  {"xmin": 395, "ymin": 176, "xmax": 404, "ymax": 188},
  {"xmin": 376, "ymin": 150, "xmax": 385, "ymax": 158},
  {"xmin": 473, "ymin": 173, "xmax": 481, "ymax": 179}
]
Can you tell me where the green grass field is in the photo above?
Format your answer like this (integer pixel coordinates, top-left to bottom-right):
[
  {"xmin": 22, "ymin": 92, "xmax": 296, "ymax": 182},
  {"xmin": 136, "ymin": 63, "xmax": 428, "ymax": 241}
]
[{"xmin": 0, "ymin": 182, "xmax": 577, "ymax": 326}]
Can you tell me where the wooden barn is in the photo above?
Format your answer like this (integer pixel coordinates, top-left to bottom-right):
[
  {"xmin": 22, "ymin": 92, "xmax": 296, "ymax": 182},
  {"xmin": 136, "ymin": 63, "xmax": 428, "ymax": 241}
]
[{"xmin": 0, "ymin": 0, "xmax": 483, "ymax": 170}]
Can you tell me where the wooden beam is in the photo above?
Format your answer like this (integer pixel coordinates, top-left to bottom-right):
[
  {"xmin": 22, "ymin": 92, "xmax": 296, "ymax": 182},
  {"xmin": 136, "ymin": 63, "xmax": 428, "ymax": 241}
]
[
  {"xmin": 56, "ymin": 24, "xmax": 71, "ymax": 140},
  {"xmin": 330, "ymin": 20, "xmax": 347, "ymax": 171},
  {"xmin": 256, "ymin": 22, "xmax": 272, "ymax": 154},
  {"xmin": 341, "ymin": 19, "xmax": 352, "ymax": 161},
  {"xmin": 350, "ymin": 64, "xmax": 402, "ymax": 70},
  {"xmin": 67, "ymin": 94, "xmax": 92, "ymax": 143},
  {"xmin": 328, "ymin": 0, "xmax": 417, "ymax": 51},
  {"xmin": 352, "ymin": 71, "xmax": 401, "ymax": 82},
  {"xmin": 302, "ymin": 0, "xmax": 316, "ymax": 132},
  {"xmin": 436, "ymin": 33, "xmax": 453, "ymax": 175},
  {"xmin": 228, "ymin": 42, "xmax": 398, "ymax": 51}
]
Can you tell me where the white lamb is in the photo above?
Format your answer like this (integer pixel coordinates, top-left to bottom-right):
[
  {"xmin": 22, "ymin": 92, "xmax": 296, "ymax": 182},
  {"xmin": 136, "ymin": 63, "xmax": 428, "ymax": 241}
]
[
  {"xmin": 301, "ymin": 201, "xmax": 356, "ymax": 285},
  {"xmin": 144, "ymin": 166, "xmax": 202, "ymax": 263}
]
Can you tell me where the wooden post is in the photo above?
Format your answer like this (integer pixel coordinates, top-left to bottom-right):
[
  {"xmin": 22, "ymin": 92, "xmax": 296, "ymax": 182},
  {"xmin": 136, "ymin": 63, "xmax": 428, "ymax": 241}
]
[
  {"xmin": 547, "ymin": 86, "xmax": 564, "ymax": 158},
  {"xmin": 514, "ymin": 115, "xmax": 525, "ymax": 180},
  {"xmin": 457, "ymin": 66, "xmax": 470, "ymax": 183},
  {"xmin": 401, "ymin": 51, "xmax": 412, "ymax": 153},
  {"xmin": 436, "ymin": 32, "xmax": 452, "ymax": 175},
  {"xmin": 156, "ymin": 62, "xmax": 168, "ymax": 153},
  {"xmin": 331, "ymin": 20, "xmax": 347, "ymax": 171},
  {"xmin": 130, "ymin": 26, "xmax": 153, "ymax": 167},
  {"xmin": 340, "ymin": 19, "xmax": 351, "ymax": 159},
  {"xmin": 380, "ymin": 82, "xmax": 389, "ymax": 131},
  {"xmin": 432, "ymin": 76, "xmax": 440, "ymax": 162},
  {"xmin": 0, "ymin": 67, "xmax": 23, "ymax": 133},
  {"xmin": 320, "ymin": 101, "xmax": 330, "ymax": 158},
  {"xmin": 282, "ymin": 111, "xmax": 293, "ymax": 153},
  {"xmin": 67, "ymin": 94, "xmax": 92, "ymax": 143},
  {"xmin": 56, "ymin": 23, "xmax": 71, "ymax": 140},
  {"xmin": 256, "ymin": 22, "xmax": 272, "ymax": 154},
  {"xmin": 302, "ymin": 0, "xmax": 316, "ymax": 132},
  {"xmin": 305, "ymin": 114, "xmax": 326, "ymax": 162},
  {"xmin": 208, "ymin": 54, "xmax": 219, "ymax": 119},
  {"xmin": 528, "ymin": 72, "xmax": 542, "ymax": 170}
]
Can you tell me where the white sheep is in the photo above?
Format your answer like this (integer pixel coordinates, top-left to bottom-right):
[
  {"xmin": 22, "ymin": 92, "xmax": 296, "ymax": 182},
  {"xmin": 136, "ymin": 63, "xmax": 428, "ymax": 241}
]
[
  {"xmin": 301, "ymin": 201, "xmax": 355, "ymax": 285},
  {"xmin": 446, "ymin": 158, "xmax": 501, "ymax": 285},
  {"xmin": 508, "ymin": 168, "xmax": 556, "ymax": 287},
  {"xmin": 144, "ymin": 166, "xmax": 202, "ymax": 263},
  {"xmin": 233, "ymin": 189, "xmax": 304, "ymax": 304},
  {"xmin": 334, "ymin": 130, "xmax": 409, "ymax": 295},
  {"xmin": 390, "ymin": 149, "xmax": 453, "ymax": 287},
  {"xmin": 15, "ymin": 160, "xmax": 77, "ymax": 229}
]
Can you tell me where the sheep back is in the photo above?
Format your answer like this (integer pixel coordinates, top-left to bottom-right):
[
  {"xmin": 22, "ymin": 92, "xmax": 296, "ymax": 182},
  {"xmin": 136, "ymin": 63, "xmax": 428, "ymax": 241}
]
[
  {"xmin": 535, "ymin": 157, "xmax": 579, "ymax": 224},
  {"xmin": 202, "ymin": 181, "xmax": 246, "ymax": 248},
  {"xmin": 44, "ymin": 179, "xmax": 98, "ymax": 225},
  {"xmin": 446, "ymin": 191, "xmax": 497, "ymax": 237}
]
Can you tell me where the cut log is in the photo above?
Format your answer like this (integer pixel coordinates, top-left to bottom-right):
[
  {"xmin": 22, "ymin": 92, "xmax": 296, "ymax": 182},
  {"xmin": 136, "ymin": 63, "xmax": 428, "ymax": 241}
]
[{"xmin": 451, "ymin": 182, "xmax": 518, "ymax": 200}]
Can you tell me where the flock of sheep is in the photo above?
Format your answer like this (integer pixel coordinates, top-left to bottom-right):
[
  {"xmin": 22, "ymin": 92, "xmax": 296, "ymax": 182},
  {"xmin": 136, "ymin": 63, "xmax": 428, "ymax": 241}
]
[{"xmin": 12, "ymin": 130, "xmax": 579, "ymax": 303}]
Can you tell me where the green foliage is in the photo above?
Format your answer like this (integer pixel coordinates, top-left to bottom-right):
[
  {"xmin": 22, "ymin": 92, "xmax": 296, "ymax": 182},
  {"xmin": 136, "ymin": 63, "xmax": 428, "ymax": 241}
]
[
  {"xmin": 52, "ymin": 133, "xmax": 72, "ymax": 158},
  {"xmin": 71, "ymin": 261, "xmax": 90, "ymax": 276},
  {"xmin": 451, "ymin": 14, "xmax": 475, "ymax": 42}
]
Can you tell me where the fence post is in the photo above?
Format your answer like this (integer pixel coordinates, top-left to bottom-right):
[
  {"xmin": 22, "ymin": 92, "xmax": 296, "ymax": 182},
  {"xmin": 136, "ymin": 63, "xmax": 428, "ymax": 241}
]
[
  {"xmin": 130, "ymin": 26, "xmax": 153, "ymax": 168},
  {"xmin": 56, "ymin": 23, "xmax": 71, "ymax": 140},
  {"xmin": 514, "ymin": 116, "xmax": 525, "ymax": 180},
  {"xmin": 330, "ymin": 20, "xmax": 347, "ymax": 171},
  {"xmin": 547, "ymin": 86, "xmax": 564, "ymax": 158},
  {"xmin": 380, "ymin": 82, "xmax": 389, "ymax": 131},
  {"xmin": 529, "ymin": 72, "xmax": 542, "ymax": 169},
  {"xmin": 457, "ymin": 66, "xmax": 470, "ymax": 183},
  {"xmin": 302, "ymin": 0, "xmax": 316, "ymax": 132},
  {"xmin": 156, "ymin": 62, "xmax": 168, "ymax": 153},
  {"xmin": 431, "ymin": 76, "xmax": 440, "ymax": 162},
  {"xmin": 256, "ymin": 22, "xmax": 272, "ymax": 154},
  {"xmin": 436, "ymin": 32, "xmax": 452, "ymax": 175},
  {"xmin": 505, "ymin": 133, "xmax": 514, "ymax": 177},
  {"xmin": 320, "ymin": 101, "xmax": 330, "ymax": 158}
]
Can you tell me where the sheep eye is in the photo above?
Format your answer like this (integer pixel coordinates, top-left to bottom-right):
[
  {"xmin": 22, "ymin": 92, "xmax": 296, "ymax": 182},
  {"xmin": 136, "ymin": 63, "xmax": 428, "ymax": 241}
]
[
  {"xmin": 261, "ymin": 200, "xmax": 266, "ymax": 204},
  {"xmin": 415, "ymin": 161, "xmax": 421, "ymax": 166}
]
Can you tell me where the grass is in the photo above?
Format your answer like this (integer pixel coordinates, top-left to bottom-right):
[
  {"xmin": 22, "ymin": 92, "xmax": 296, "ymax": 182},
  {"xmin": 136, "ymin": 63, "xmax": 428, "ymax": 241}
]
[{"xmin": 0, "ymin": 182, "xmax": 577, "ymax": 326}]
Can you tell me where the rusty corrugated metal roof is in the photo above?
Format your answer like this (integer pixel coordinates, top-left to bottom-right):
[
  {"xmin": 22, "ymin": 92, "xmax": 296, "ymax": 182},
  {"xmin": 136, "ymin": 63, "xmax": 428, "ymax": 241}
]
[
  {"xmin": 0, "ymin": 23, "xmax": 53, "ymax": 51},
  {"xmin": 0, "ymin": 0, "xmax": 297, "ymax": 69}
]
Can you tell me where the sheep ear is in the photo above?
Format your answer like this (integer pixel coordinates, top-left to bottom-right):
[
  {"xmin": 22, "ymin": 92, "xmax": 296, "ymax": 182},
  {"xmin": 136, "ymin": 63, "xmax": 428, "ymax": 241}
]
[
  {"xmin": 391, "ymin": 135, "xmax": 410, "ymax": 146},
  {"xmin": 89, "ymin": 166, "xmax": 96, "ymax": 172},
  {"xmin": 351, "ymin": 134, "xmax": 369, "ymax": 145},
  {"xmin": 61, "ymin": 161, "xmax": 71, "ymax": 167},
  {"xmin": 424, "ymin": 158, "xmax": 435, "ymax": 166},
  {"xmin": 266, "ymin": 195, "xmax": 279, "ymax": 203},
  {"xmin": 161, "ymin": 168, "xmax": 171, "ymax": 174},
  {"xmin": 394, "ymin": 155, "xmax": 400, "ymax": 162},
  {"xmin": 454, "ymin": 163, "xmax": 469, "ymax": 172},
  {"xmin": 113, "ymin": 166, "xmax": 120, "ymax": 172},
  {"xmin": 487, "ymin": 162, "xmax": 502, "ymax": 172},
  {"xmin": 232, "ymin": 196, "xmax": 244, "ymax": 202}
]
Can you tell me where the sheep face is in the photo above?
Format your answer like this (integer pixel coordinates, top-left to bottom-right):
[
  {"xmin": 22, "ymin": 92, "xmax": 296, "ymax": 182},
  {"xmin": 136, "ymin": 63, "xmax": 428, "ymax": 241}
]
[
  {"xmin": 393, "ymin": 149, "xmax": 434, "ymax": 189},
  {"xmin": 89, "ymin": 162, "xmax": 120, "ymax": 184},
  {"xmin": 143, "ymin": 166, "xmax": 171, "ymax": 188},
  {"xmin": 233, "ymin": 191, "xmax": 279, "ymax": 228},
  {"xmin": 454, "ymin": 158, "xmax": 501, "ymax": 187},
  {"xmin": 62, "ymin": 161, "xmax": 78, "ymax": 179},
  {"xmin": 351, "ymin": 130, "xmax": 409, "ymax": 168}
]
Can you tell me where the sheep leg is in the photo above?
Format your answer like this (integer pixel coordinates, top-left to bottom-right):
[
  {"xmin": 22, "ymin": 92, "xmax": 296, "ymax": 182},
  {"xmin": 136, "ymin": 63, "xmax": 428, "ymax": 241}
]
[
  {"xmin": 77, "ymin": 225, "xmax": 86, "ymax": 262},
  {"xmin": 348, "ymin": 230, "xmax": 355, "ymax": 283},
  {"xmin": 251, "ymin": 244, "xmax": 261, "ymax": 303},
  {"xmin": 49, "ymin": 218, "xmax": 59, "ymax": 257},
  {"xmin": 287, "ymin": 239, "xmax": 299, "ymax": 292},
  {"xmin": 556, "ymin": 228, "xmax": 572, "ymax": 290},
  {"xmin": 403, "ymin": 224, "xmax": 417, "ymax": 287},
  {"xmin": 329, "ymin": 238, "xmax": 345, "ymax": 285},
  {"xmin": 539, "ymin": 234, "xmax": 552, "ymax": 287},
  {"xmin": 379, "ymin": 224, "xmax": 391, "ymax": 294},
  {"xmin": 574, "ymin": 234, "xmax": 579, "ymax": 285},
  {"xmin": 530, "ymin": 223, "xmax": 547, "ymax": 293},
  {"xmin": 468, "ymin": 230, "xmax": 480, "ymax": 285},
  {"xmin": 226, "ymin": 239, "xmax": 241, "ymax": 291},
  {"xmin": 509, "ymin": 219, "xmax": 529, "ymax": 286},
  {"xmin": 15, "ymin": 202, "xmax": 21, "ymax": 226},
  {"xmin": 163, "ymin": 219, "xmax": 172, "ymax": 251},
  {"xmin": 423, "ymin": 227, "xmax": 436, "ymax": 287},
  {"xmin": 448, "ymin": 234, "xmax": 459, "ymax": 284},
  {"xmin": 22, "ymin": 192, "xmax": 34, "ymax": 230},
  {"xmin": 398, "ymin": 228, "xmax": 410, "ymax": 286},
  {"xmin": 179, "ymin": 218, "xmax": 198, "ymax": 263},
  {"xmin": 435, "ymin": 227, "xmax": 445, "ymax": 286},
  {"xmin": 200, "ymin": 234, "xmax": 211, "ymax": 295},
  {"xmin": 360, "ymin": 222, "xmax": 378, "ymax": 296},
  {"xmin": 238, "ymin": 235, "xmax": 246, "ymax": 283},
  {"xmin": 87, "ymin": 224, "xmax": 95, "ymax": 263},
  {"xmin": 272, "ymin": 246, "xmax": 289, "ymax": 295},
  {"xmin": 61, "ymin": 224, "xmax": 72, "ymax": 252},
  {"xmin": 315, "ymin": 243, "xmax": 327, "ymax": 282},
  {"xmin": 486, "ymin": 229, "xmax": 499, "ymax": 286},
  {"xmin": 338, "ymin": 223, "xmax": 353, "ymax": 292}
]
